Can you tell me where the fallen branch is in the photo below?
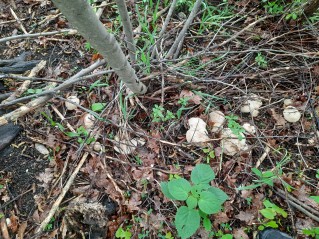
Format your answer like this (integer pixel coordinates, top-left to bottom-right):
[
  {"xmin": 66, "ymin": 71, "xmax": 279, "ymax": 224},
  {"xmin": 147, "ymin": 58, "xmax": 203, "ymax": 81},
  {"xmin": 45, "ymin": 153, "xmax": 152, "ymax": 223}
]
[{"xmin": 0, "ymin": 29, "xmax": 77, "ymax": 43}]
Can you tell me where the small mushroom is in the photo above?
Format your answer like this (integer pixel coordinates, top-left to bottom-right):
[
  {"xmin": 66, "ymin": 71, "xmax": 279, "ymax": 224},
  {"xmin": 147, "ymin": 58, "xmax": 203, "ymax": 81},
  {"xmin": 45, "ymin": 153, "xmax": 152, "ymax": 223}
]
[
  {"xmin": 209, "ymin": 111, "xmax": 225, "ymax": 133},
  {"xmin": 240, "ymin": 94, "xmax": 262, "ymax": 117},
  {"xmin": 242, "ymin": 123, "xmax": 256, "ymax": 135},
  {"xmin": 113, "ymin": 135, "xmax": 145, "ymax": 155},
  {"xmin": 186, "ymin": 117, "xmax": 210, "ymax": 144},
  {"xmin": 283, "ymin": 99, "xmax": 293, "ymax": 108},
  {"xmin": 220, "ymin": 128, "xmax": 248, "ymax": 156},
  {"xmin": 83, "ymin": 113, "xmax": 95, "ymax": 129},
  {"xmin": 283, "ymin": 106, "xmax": 301, "ymax": 123},
  {"xmin": 93, "ymin": 142, "xmax": 102, "ymax": 152},
  {"xmin": 65, "ymin": 95, "xmax": 80, "ymax": 110}
]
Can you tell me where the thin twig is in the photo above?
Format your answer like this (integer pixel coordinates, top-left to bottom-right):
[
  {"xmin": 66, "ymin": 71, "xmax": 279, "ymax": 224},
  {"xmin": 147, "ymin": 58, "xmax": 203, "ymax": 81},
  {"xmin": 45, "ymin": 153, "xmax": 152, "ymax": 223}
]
[{"xmin": 0, "ymin": 29, "xmax": 77, "ymax": 43}]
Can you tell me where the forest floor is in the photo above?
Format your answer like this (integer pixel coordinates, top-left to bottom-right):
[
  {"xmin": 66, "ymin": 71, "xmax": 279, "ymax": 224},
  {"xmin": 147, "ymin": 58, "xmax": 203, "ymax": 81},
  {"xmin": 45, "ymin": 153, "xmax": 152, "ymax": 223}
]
[{"xmin": 0, "ymin": 0, "xmax": 319, "ymax": 238}]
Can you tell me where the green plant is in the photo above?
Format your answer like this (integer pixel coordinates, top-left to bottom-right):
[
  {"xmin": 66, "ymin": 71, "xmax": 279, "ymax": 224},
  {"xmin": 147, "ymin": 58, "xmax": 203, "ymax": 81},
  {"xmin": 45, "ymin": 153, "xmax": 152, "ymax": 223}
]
[
  {"xmin": 315, "ymin": 169, "xmax": 319, "ymax": 179},
  {"xmin": 89, "ymin": 79, "xmax": 109, "ymax": 91},
  {"xmin": 45, "ymin": 217, "xmax": 55, "ymax": 231},
  {"xmin": 258, "ymin": 199, "xmax": 287, "ymax": 230},
  {"xmin": 27, "ymin": 88, "xmax": 43, "ymax": 95},
  {"xmin": 161, "ymin": 164, "xmax": 228, "ymax": 239},
  {"xmin": 115, "ymin": 227, "xmax": 132, "ymax": 239},
  {"xmin": 202, "ymin": 148, "xmax": 215, "ymax": 163},
  {"xmin": 176, "ymin": 97, "xmax": 191, "ymax": 119},
  {"xmin": 224, "ymin": 115, "xmax": 245, "ymax": 140},
  {"xmin": 302, "ymin": 227, "xmax": 319, "ymax": 238},
  {"xmin": 263, "ymin": 0, "xmax": 284, "ymax": 14},
  {"xmin": 91, "ymin": 102, "xmax": 106, "ymax": 112},
  {"xmin": 65, "ymin": 126, "xmax": 95, "ymax": 145},
  {"xmin": 152, "ymin": 104, "xmax": 176, "ymax": 122},
  {"xmin": 255, "ymin": 52, "xmax": 268, "ymax": 68}
]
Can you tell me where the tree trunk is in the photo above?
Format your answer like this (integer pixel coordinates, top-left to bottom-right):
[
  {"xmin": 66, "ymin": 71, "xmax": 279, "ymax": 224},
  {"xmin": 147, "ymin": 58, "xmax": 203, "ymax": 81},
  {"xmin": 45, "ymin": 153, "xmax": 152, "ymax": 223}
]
[
  {"xmin": 302, "ymin": 0, "xmax": 319, "ymax": 19},
  {"xmin": 51, "ymin": 0, "xmax": 147, "ymax": 94},
  {"xmin": 115, "ymin": 0, "xmax": 136, "ymax": 63}
]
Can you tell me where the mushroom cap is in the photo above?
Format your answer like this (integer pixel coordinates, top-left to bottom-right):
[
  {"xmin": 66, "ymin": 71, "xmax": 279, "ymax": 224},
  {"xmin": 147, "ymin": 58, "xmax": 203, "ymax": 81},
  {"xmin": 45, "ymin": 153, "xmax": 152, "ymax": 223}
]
[
  {"xmin": 83, "ymin": 113, "xmax": 95, "ymax": 129},
  {"xmin": 188, "ymin": 117, "xmax": 207, "ymax": 133},
  {"xmin": 65, "ymin": 95, "xmax": 80, "ymax": 110},
  {"xmin": 283, "ymin": 106, "xmax": 301, "ymax": 123},
  {"xmin": 186, "ymin": 129, "xmax": 210, "ymax": 144},
  {"xmin": 240, "ymin": 94, "xmax": 262, "ymax": 116},
  {"xmin": 209, "ymin": 111, "xmax": 226, "ymax": 133},
  {"xmin": 242, "ymin": 123, "xmax": 256, "ymax": 134},
  {"xmin": 220, "ymin": 128, "xmax": 248, "ymax": 156}
]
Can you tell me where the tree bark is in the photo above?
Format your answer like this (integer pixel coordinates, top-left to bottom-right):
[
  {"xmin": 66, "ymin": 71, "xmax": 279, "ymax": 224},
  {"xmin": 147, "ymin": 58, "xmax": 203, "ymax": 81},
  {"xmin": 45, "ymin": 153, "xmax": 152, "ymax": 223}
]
[
  {"xmin": 115, "ymin": 0, "xmax": 136, "ymax": 63},
  {"xmin": 302, "ymin": 0, "xmax": 319, "ymax": 19},
  {"xmin": 51, "ymin": 0, "xmax": 147, "ymax": 94}
]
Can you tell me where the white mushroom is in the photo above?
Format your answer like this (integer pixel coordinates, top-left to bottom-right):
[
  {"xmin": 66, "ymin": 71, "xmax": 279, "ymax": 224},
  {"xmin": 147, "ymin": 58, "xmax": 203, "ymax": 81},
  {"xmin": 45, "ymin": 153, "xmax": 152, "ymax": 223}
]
[
  {"xmin": 65, "ymin": 95, "xmax": 80, "ymax": 110},
  {"xmin": 283, "ymin": 99, "xmax": 293, "ymax": 108},
  {"xmin": 83, "ymin": 113, "xmax": 95, "ymax": 129},
  {"xmin": 283, "ymin": 106, "xmax": 301, "ymax": 123},
  {"xmin": 93, "ymin": 142, "xmax": 102, "ymax": 152},
  {"xmin": 242, "ymin": 123, "xmax": 256, "ymax": 135},
  {"xmin": 186, "ymin": 117, "xmax": 210, "ymax": 144},
  {"xmin": 240, "ymin": 94, "xmax": 263, "ymax": 117},
  {"xmin": 209, "ymin": 111, "xmax": 226, "ymax": 133},
  {"xmin": 220, "ymin": 128, "xmax": 248, "ymax": 156},
  {"xmin": 113, "ymin": 135, "xmax": 145, "ymax": 155}
]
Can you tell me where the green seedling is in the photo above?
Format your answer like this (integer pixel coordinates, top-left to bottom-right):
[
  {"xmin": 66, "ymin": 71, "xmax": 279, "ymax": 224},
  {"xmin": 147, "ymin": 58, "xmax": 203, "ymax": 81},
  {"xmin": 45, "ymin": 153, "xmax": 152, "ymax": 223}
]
[
  {"xmin": 176, "ymin": 97, "xmax": 190, "ymax": 119},
  {"xmin": 45, "ymin": 217, "xmax": 55, "ymax": 231},
  {"xmin": 255, "ymin": 53, "xmax": 268, "ymax": 68},
  {"xmin": 161, "ymin": 164, "xmax": 228, "ymax": 239},
  {"xmin": 115, "ymin": 227, "xmax": 132, "ymax": 239},
  {"xmin": 258, "ymin": 199, "xmax": 287, "ymax": 230},
  {"xmin": 225, "ymin": 115, "xmax": 245, "ymax": 140},
  {"xmin": 89, "ymin": 79, "xmax": 109, "ymax": 91},
  {"xmin": 27, "ymin": 88, "xmax": 43, "ymax": 95},
  {"xmin": 152, "ymin": 104, "xmax": 176, "ymax": 122},
  {"xmin": 302, "ymin": 227, "xmax": 319, "ymax": 238},
  {"xmin": 65, "ymin": 126, "xmax": 95, "ymax": 145},
  {"xmin": 202, "ymin": 148, "xmax": 215, "ymax": 163}
]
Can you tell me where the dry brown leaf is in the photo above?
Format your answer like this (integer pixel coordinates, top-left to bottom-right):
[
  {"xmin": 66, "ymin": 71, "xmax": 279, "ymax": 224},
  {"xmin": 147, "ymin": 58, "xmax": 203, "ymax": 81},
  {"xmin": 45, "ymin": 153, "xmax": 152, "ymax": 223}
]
[
  {"xmin": 233, "ymin": 228, "xmax": 249, "ymax": 239},
  {"xmin": 235, "ymin": 211, "xmax": 255, "ymax": 224},
  {"xmin": 180, "ymin": 90, "xmax": 202, "ymax": 104},
  {"xmin": 36, "ymin": 168, "xmax": 54, "ymax": 188},
  {"xmin": 269, "ymin": 108, "xmax": 286, "ymax": 126}
]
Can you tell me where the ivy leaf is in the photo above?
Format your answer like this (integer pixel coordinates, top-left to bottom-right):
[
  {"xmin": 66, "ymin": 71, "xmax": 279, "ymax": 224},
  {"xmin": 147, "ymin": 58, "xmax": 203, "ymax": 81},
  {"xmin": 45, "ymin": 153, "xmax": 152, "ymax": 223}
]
[
  {"xmin": 198, "ymin": 191, "xmax": 222, "ymax": 214},
  {"xmin": 168, "ymin": 178, "xmax": 191, "ymax": 201},
  {"xmin": 160, "ymin": 182, "xmax": 177, "ymax": 200},
  {"xmin": 175, "ymin": 206, "xmax": 200, "ymax": 239},
  {"xmin": 191, "ymin": 164, "xmax": 215, "ymax": 184}
]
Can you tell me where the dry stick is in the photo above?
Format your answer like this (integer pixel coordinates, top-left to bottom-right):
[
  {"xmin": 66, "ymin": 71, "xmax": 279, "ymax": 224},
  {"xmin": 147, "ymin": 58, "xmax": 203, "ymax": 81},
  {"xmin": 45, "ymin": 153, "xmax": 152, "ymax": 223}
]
[
  {"xmin": 0, "ymin": 29, "xmax": 77, "ymax": 43},
  {"xmin": 275, "ymin": 189, "xmax": 319, "ymax": 223},
  {"xmin": 2, "ymin": 60, "xmax": 46, "ymax": 104},
  {"xmin": 151, "ymin": 0, "xmax": 177, "ymax": 59},
  {"xmin": 36, "ymin": 152, "xmax": 89, "ymax": 233},
  {"xmin": 211, "ymin": 16, "xmax": 269, "ymax": 50},
  {"xmin": 115, "ymin": 0, "xmax": 136, "ymax": 63},
  {"xmin": 10, "ymin": 7, "xmax": 28, "ymax": 34},
  {"xmin": 165, "ymin": 0, "xmax": 203, "ymax": 59},
  {"xmin": 0, "ymin": 60, "xmax": 109, "ymax": 108},
  {"xmin": 0, "ymin": 59, "xmax": 107, "ymax": 126}
]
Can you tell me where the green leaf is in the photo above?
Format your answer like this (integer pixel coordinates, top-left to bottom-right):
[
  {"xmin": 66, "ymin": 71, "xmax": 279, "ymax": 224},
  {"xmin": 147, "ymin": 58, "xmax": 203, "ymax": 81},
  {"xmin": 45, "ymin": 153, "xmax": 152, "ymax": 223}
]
[
  {"xmin": 262, "ymin": 171, "xmax": 274, "ymax": 178},
  {"xmin": 264, "ymin": 220, "xmax": 278, "ymax": 228},
  {"xmin": 175, "ymin": 206, "xmax": 200, "ymax": 239},
  {"xmin": 198, "ymin": 191, "xmax": 222, "ymax": 214},
  {"xmin": 65, "ymin": 132, "xmax": 79, "ymax": 137},
  {"xmin": 310, "ymin": 196, "xmax": 319, "ymax": 204},
  {"xmin": 203, "ymin": 216, "xmax": 212, "ymax": 231},
  {"xmin": 260, "ymin": 208, "xmax": 275, "ymax": 219},
  {"xmin": 207, "ymin": 187, "xmax": 228, "ymax": 203},
  {"xmin": 168, "ymin": 178, "xmax": 191, "ymax": 201},
  {"xmin": 191, "ymin": 164, "xmax": 215, "ymax": 184},
  {"xmin": 186, "ymin": 195, "xmax": 198, "ymax": 209},
  {"xmin": 160, "ymin": 182, "xmax": 176, "ymax": 200},
  {"xmin": 191, "ymin": 184, "xmax": 210, "ymax": 197},
  {"xmin": 251, "ymin": 168, "xmax": 262, "ymax": 177},
  {"xmin": 91, "ymin": 103, "xmax": 106, "ymax": 112},
  {"xmin": 221, "ymin": 234, "xmax": 233, "ymax": 239}
]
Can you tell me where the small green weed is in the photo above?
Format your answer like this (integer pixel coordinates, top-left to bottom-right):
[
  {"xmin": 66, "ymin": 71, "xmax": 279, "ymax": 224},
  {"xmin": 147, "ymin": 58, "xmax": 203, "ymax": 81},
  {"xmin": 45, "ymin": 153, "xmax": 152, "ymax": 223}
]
[
  {"xmin": 302, "ymin": 227, "xmax": 319, "ymax": 238},
  {"xmin": 91, "ymin": 102, "xmax": 106, "ymax": 112},
  {"xmin": 152, "ymin": 104, "xmax": 175, "ymax": 122},
  {"xmin": 27, "ymin": 88, "xmax": 43, "ymax": 95},
  {"xmin": 224, "ymin": 115, "xmax": 245, "ymax": 140},
  {"xmin": 258, "ymin": 199, "xmax": 287, "ymax": 230},
  {"xmin": 115, "ymin": 227, "xmax": 132, "ymax": 239},
  {"xmin": 255, "ymin": 53, "xmax": 268, "ymax": 68},
  {"xmin": 161, "ymin": 164, "xmax": 228, "ymax": 239},
  {"xmin": 65, "ymin": 126, "xmax": 95, "ymax": 145},
  {"xmin": 44, "ymin": 217, "xmax": 55, "ymax": 231},
  {"xmin": 89, "ymin": 79, "xmax": 109, "ymax": 91},
  {"xmin": 202, "ymin": 148, "xmax": 215, "ymax": 163}
]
